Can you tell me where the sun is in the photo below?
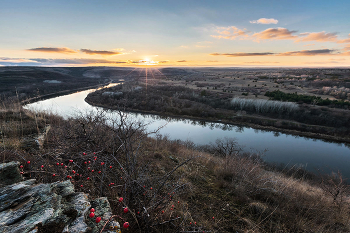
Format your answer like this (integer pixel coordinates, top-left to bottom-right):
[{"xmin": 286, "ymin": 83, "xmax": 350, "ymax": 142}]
[{"xmin": 139, "ymin": 57, "xmax": 158, "ymax": 66}]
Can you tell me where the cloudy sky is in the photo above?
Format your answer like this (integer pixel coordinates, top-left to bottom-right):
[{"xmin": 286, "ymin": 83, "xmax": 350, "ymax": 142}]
[{"xmin": 1, "ymin": 0, "xmax": 350, "ymax": 67}]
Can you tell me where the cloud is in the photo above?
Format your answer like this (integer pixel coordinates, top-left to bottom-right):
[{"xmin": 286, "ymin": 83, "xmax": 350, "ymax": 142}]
[
  {"xmin": 296, "ymin": 32, "xmax": 338, "ymax": 42},
  {"xmin": 329, "ymin": 58, "xmax": 346, "ymax": 61},
  {"xmin": 0, "ymin": 57, "xmax": 128, "ymax": 66},
  {"xmin": 31, "ymin": 58, "xmax": 127, "ymax": 64},
  {"xmin": 337, "ymin": 33, "xmax": 350, "ymax": 43},
  {"xmin": 304, "ymin": 43, "xmax": 315, "ymax": 47},
  {"xmin": 206, "ymin": 60, "xmax": 218, "ymax": 62},
  {"xmin": 26, "ymin": 47, "xmax": 77, "ymax": 54},
  {"xmin": 210, "ymin": 49, "xmax": 337, "ymax": 57},
  {"xmin": 244, "ymin": 61, "xmax": 280, "ymax": 64},
  {"xmin": 177, "ymin": 60, "xmax": 187, "ymax": 62},
  {"xmin": 211, "ymin": 26, "xmax": 249, "ymax": 40},
  {"xmin": 0, "ymin": 57, "xmax": 39, "ymax": 66},
  {"xmin": 210, "ymin": 52, "xmax": 274, "ymax": 57},
  {"xmin": 304, "ymin": 61, "xmax": 344, "ymax": 64},
  {"xmin": 250, "ymin": 18, "xmax": 278, "ymax": 24},
  {"xmin": 253, "ymin": 27, "xmax": 298, "ymax": 41},
  {"xmin": 196, "ymin": 45, "xmax": 210, "ymax": 48},
  {"xmin": 278, "ymin": 49, "xmax": 335, "ymax": 56},
  {"xmin": 180, "ymin": 45, "xmax": 189, "ymax": 48},
  {"xmin": 80, "ymin": 49, "xmax": 123, "ymax": 55},
  {"xmin": 158, "ymin": 60, "xmax": 169, "ymax": 63}
]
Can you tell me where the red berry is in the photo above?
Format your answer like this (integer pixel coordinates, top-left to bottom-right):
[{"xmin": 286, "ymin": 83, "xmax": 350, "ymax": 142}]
[
  {"xmin": 90, "ymin": 208, "xmax": 95, "ymax": 212},
  {"xmin": 123, "ymin": 207, "xmax": 128, "ymax": 213},
  {"xmin": 91, "ymin": 170, "xmax": 94, "ymax": 172},
  {"xmin": 88, "ymin": 167, "xmax": 90, "ymax": 170},
  {"xmin": 118, "ymin": 197, "xmax": 123, "ymax": 202},
  {"xmin": 56, "ymin": 163, "xmax": 59, "ymax": 166},
  {"xmin": 95, "ymin": 217, "xmax": 101, "ymax": 223},
  {"xmin": 80, "ymin": 185, "xmax": 83, "ymax": 187},
  {"xmin": 109, "ymin": 166, "xmax": 112, "ymax": 168},
  {"xmin": 101, "ymin": 162, "xmax": 105, "ymax": 165},
  {"xmin": 111, "ymin": 183, "xmax": 114, "ymax": 185},
  {"xmin": 89, "ymin": 212, "xmax": 95, "ymax": 218},
  {"xmin": 195, "ymin": 222, "xmax": 197, "ymax": 225},
  {"xmin": 123, "ymin": 222, "xmax": 129, "ymax": 229},
  {"xmin": 20, "ymin": 172, "xmax": 24, "ymax": 174},
  {"xmin": 87, "ymin": 177, "xmax": 90, "ymax": 180},
  {"xmin": 65, "ymin": 166, "xmax": 67, "ymax": 168},
  {"xmin": 137, "ymin": 211, "xmax": 140, "ymax": 214},
  {"xmin": 84, "ymin": 161, "xmax": 87, "ymax": 164},
  {"xmin": 190, "ymin": 222, "xmax": 192, "ymax": 225},
  {"xmin": 162, "ymin": 210, "xmax": 164, "ymax": 213},
  {"xmin": 98, "ymin": 171, "xmax": 101, "ymax": 174},
  {"xmin": 52, "ymin": 174, "xmax": 56, "ymax": 177},
  {"xmin": 27, "ymin": 161, "xmax": 30, "ymax": 164},
  {"xmin": 41, "ymin": 165, "xmax": 44, "ymax": 168},
  {"xmin": 88, "ymin": 161, "xmax": 91, "ymax": 163},
  {"xmin": 69, "ymin": 160, "xmax": 73, "ymax": 163},
  {"xmin": 20, "ymin": 165, "xmax": 23, "ymax": 168},
  {"xmin": 67, "ymin": 175, "xmax": 70, "ymax": 179},
  {"xmin": 212, "ymin": 217, "xmax": 215, "ymax": 219},
  {"xmin": 150, "ymin": 187, "xmax": 152, "ymax": 190},
  {"xmin": 83, "ymin": 152, "xmax": 86, "ymax": 155},
  {"xmin": 61, "ymin": 163, "xmax": 64, "ymax": 166},
  {"xmin": 93, "ymin": 152, "xmax": 96, "ymax": 155},
  {"xmin": 72, "ymin": 170, "xmax": 76, "ymax": 174}
]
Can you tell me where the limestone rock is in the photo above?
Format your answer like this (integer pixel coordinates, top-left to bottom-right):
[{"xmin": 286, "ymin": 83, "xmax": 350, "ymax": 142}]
[
  {"xmin": 0, "ymin": 161, "xmax": 22, "ymax": 186},
  {"xmin": 0, "ymin": 161, "xmax": 117, "ymax": 233}
]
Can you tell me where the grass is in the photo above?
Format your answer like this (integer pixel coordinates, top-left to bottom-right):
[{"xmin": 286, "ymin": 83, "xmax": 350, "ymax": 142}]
[{"xmin": 1, "ymin": 105, "xmax": 350, "ymax": 232}]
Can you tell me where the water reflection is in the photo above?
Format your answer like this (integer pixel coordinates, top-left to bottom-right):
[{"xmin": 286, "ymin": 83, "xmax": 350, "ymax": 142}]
[{"xmin": 24, "ymin": 85, "xmax": 350, "ymax": 178}]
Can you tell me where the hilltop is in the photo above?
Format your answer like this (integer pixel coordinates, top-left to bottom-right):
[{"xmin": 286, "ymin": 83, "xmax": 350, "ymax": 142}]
[{"xmin": 1, "ymin": 103, "xmax": 350, "ymax": 232}]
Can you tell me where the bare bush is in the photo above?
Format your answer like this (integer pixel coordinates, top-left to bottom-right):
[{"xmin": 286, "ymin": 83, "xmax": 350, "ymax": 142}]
[{"xmin": 231, "ymin": 97, "xmax": 299, "ymax": 114}]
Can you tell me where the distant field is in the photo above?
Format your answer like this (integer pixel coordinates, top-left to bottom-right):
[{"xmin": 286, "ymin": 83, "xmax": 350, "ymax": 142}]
[
  {"xmin": 156, "ymin": 67, "xmax": 349, "ymax": 101},
  {"xmin": 0, "ymin": 66, "xmax": 136, "ymax": 103},
  {"xmin": 86, "ymin": 67, "xmax": 350, "ymax": 141}
]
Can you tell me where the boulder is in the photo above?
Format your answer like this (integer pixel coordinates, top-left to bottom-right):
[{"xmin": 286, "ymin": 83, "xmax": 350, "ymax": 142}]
[
  {"xmin": 0, "ymin": 161, "xmax": 118, "ymax": 233},
  {"xmin": 0, "ymin": 161, "xmax": 22, "ymax": 186}
]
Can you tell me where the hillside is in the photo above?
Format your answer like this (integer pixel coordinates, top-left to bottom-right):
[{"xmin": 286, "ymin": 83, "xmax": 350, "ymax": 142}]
[{"xmin": 1, "ymin": 104, "xmax": 350, "ymax": 232}]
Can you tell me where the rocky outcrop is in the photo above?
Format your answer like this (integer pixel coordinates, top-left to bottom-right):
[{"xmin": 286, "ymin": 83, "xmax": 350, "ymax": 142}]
[
  {"xmin": 0, "ymin": 161, "xmax": 22, "ymax": 186},
  {"xmin": 0, "ymin": 161, "xmax": 118, "ymax": 233}
]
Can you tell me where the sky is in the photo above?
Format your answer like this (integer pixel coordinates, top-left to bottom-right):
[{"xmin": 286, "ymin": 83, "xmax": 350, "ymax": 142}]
[{"xmin": 1, "ymin": 0, "xmax": 350, "ymax": 67}]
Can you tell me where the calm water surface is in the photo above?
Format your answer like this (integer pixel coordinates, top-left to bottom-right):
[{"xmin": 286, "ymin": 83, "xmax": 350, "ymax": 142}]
[{"xmin": 24, "ymin": 85, "xmax": 350, "ymax": 177}]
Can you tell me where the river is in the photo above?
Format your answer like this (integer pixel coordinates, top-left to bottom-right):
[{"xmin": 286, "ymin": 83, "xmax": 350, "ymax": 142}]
[{"xmin": 24, "ymin": 84, "xmax": 350, "ymax": 178}]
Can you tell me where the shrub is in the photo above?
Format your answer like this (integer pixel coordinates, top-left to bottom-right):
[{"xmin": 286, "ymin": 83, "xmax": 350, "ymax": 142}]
[{"xmin": 231, "ymin": 97, "xmax": 299, "ymax": 114}]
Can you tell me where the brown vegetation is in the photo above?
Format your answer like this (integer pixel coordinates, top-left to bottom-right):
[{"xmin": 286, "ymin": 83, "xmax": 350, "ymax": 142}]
[
  {"xmin": 86, "ymin": 82, "xmax": 350, "ymax": 141},
  {"xmin": 1, "ymin": 105, "xmax": 350, "ymax": 232}
]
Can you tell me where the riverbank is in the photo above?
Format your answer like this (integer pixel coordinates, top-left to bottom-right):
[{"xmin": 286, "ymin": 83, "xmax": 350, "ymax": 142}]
[
  {"xmin": 85, "ymin": 95, "xmax": 350, "ymax": 144},
  {"xmin": 21, "ymin": 80, "xmax": 113, "ymax": 105},
  {"xmin": 2, "ymin": 105, "xmax": 350, "ymax": 232}
]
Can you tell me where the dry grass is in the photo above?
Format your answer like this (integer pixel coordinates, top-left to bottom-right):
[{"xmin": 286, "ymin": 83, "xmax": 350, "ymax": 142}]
[{"xmin": 1, "ymin": 108, "xmax": 350, "ymax": 232}]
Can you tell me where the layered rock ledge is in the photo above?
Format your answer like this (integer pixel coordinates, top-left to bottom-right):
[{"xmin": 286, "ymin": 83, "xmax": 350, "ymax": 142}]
[{"xmin": 0, "ymin": 161, "xmax": 117, "ymax": 233}]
